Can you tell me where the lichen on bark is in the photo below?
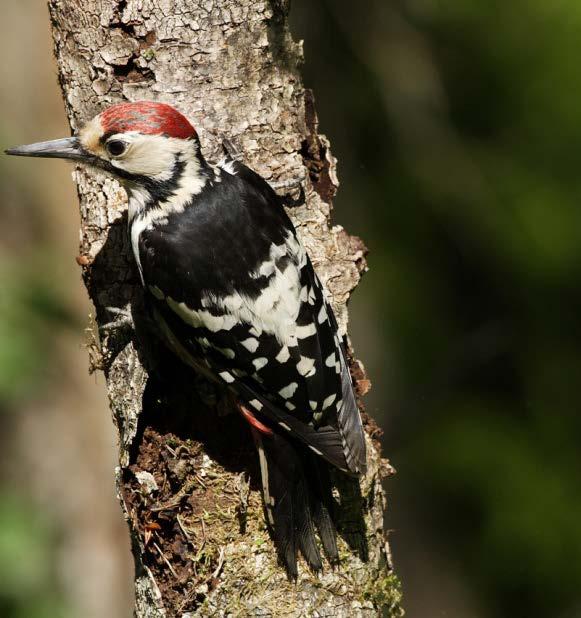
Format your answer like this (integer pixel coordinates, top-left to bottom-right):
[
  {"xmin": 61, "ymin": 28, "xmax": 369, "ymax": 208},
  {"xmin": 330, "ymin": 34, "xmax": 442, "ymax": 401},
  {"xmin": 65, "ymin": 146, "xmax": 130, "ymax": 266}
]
[{"xmin": 47, "ymin": 0, "xmax": 402, "ymax": 616}]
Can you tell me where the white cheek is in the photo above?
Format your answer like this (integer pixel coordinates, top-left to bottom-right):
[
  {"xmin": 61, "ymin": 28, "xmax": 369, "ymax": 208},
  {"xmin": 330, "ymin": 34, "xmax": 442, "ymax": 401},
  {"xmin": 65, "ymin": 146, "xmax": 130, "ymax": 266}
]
[
  {"xmin": 110, "ymin": 134, "xmax": 191, "ymax": 178},
  {"xmin": 114, "ymin": 144, "xmax": 172, "ymax": 177}
]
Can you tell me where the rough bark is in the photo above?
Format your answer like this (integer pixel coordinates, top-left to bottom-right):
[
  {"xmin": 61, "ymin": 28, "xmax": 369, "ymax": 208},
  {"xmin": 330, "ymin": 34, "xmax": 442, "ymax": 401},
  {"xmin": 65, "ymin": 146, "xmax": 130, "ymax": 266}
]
[{"xmin": 47, "ymin": 1, "xmax": 402, "ymax": 616}]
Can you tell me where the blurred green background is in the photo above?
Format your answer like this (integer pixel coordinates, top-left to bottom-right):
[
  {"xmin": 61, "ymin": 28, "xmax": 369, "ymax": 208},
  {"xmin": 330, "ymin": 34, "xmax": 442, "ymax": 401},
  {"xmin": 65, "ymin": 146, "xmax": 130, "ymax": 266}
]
[
  {"xmin": 1, "ymin": 1, "xmax": 581, "ymax": 617},
  {"xmin": 292, "ymin": 1, "xmax": 581, "ymax": 617},
  {"xmin": 0, "ymin": 3, "xmax": 131, "ymax": 618}
]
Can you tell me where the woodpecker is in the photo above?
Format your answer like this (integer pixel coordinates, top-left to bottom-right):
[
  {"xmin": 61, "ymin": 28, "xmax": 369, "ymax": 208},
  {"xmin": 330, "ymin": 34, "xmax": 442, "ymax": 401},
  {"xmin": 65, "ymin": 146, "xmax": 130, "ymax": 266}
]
[{"xmin": 6, "ymin": 101, "xmax": 367, "ymax": 577}]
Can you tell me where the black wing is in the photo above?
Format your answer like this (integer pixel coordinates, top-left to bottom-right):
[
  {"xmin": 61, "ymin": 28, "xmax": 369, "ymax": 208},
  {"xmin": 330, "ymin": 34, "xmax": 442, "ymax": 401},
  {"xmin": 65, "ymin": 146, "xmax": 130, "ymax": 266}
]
[{"xmin": 138, "ymin": 161, "xmax": 366, "ymax": 474}]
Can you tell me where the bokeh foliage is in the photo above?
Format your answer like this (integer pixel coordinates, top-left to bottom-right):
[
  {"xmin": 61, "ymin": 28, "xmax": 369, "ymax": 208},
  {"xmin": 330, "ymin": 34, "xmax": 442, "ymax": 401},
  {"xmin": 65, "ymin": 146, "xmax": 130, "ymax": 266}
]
[
  {"xmin": 0, "ymin": 493, "xmax": 70, "ymax": 618},
  {"xmin": 293, "ymin": 1, "xmax": 581, "ymax": 616},
  {"xmin": 0, "ymin": 152, "xmax": 75, "ymax": 617}
]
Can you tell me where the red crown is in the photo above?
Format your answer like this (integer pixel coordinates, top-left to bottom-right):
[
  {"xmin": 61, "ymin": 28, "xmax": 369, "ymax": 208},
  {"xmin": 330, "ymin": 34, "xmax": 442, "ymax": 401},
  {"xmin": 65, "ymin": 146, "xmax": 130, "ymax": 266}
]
[{"xmin": 100, "ymin": 101, "xmax": 197, "ymax": 139}]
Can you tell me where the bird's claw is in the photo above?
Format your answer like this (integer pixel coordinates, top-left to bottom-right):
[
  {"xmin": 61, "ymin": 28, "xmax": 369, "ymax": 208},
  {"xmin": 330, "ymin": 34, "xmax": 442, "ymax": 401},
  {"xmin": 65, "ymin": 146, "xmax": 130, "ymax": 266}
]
[
  {"xmin": 274, "ymin": 178, "xmax": 306, "ymax": 208},
  {"xmin": 99, "ymin": 306, "xmax": 134, "ymax": 334},
  {"xmin": 221, "ymin": 137, "xmax": 242, "ymax": 161},
  {"xmin": 269, "ymin": 173, "xmax": 306, "ymax": 192}
]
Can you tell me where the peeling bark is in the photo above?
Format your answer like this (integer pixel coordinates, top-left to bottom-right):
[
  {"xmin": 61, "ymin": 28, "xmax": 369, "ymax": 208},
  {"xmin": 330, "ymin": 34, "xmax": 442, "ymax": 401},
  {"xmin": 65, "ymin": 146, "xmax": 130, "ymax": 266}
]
[{"xmin": 47, "ymin": 1, "xmax": 402, "ymax": 616}]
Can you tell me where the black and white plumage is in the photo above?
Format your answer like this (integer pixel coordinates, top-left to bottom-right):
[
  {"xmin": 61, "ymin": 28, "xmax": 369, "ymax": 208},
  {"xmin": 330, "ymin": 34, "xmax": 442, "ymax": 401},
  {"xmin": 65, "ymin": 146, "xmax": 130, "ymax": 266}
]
[{"xmin": 6, "ymin": 101, "xmax": 367, "ymax": 577}]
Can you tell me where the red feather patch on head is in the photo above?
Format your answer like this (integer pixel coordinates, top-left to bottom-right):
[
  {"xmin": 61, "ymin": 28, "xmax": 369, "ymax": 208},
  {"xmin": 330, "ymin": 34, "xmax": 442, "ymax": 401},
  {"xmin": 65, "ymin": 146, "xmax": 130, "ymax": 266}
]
[{"xmin": 99, "ymin": 101, "xmax": 197, "ymax": 139}]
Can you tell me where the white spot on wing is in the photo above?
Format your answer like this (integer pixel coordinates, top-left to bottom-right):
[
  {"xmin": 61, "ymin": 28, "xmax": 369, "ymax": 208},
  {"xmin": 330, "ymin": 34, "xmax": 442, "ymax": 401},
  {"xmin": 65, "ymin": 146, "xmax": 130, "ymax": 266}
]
[
  {"xmin": 166, "ymin": 297, "xmax": 237, "ymax": 332},
  {"xmin": 275, "ymin": 346, "xmax": 290, "ymax": 363},
  {"xmin": 285, "ymin": 402, "xmax": 296, "ymax": 411},
  {"xmin": 219, "ymin": 371, "xmax": 234, "ymax": 383},
  {"xmin": 297, "ymin": 356, "xmax": 315, "ymax": 376},
  {"xmin": 278, "ymin": 422, "xmax": 292, "ymax": 431},
  {"xmin": 325, "ymin": 352, "xmax": 336, "ymax": 367},
  {"xmin": 322, "ymin": 393, "xmax": 337, "ymax": 409},
  {"xmin": 279, "ymin": 382, "xmax": 298, "ymax": 399},
  {"xmin": 253, "ymin": 357, "xmax": 268, "ymax": 371},
  {"xmin": 309, "ymin": 400, "xmax": 318, "ymax": 411},
  {"xmin": 249, "ymin": 399, "xmax": 263, "ymax": 410},
  {"xmin": 296, "ymin": 323, "xmax": 316, "ymax": 339},
  {"xmin": 317, "ymin": 305, "xmax": 328, "ymax": 324},
  {"xmin": 241, "ymin": 337, "xmax": 259, "ymax": 353}
]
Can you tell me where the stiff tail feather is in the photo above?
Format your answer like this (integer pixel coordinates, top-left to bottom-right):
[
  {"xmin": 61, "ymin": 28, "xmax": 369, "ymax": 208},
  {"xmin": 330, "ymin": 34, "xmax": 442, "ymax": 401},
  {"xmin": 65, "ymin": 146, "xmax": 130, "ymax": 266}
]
[{"xmin": 252, "ymin": 430, "xmax": 340, "ymax": 578}]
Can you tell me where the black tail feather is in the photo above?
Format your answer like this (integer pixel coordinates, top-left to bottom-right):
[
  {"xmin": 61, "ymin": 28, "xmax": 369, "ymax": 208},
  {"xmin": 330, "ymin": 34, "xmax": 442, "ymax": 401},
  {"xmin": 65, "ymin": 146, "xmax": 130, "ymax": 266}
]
[
  {"xmin": 309, "ymin": 455, "xmax": 339, "ymax": 563},
  {"xmin": 254, "ymin": 431, "xmax": 344, "ymax": 577},
  {"xmin": 294, "ymin": 478, "xmax": 323, "ymax": 572}
]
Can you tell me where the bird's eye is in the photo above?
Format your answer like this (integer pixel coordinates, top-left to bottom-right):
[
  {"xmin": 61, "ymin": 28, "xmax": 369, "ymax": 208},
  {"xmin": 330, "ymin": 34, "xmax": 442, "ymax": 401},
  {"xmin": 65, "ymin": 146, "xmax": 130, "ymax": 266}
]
[{"xmin": 106, "ymin": 140, "xmax": 127, "ymax": 157}]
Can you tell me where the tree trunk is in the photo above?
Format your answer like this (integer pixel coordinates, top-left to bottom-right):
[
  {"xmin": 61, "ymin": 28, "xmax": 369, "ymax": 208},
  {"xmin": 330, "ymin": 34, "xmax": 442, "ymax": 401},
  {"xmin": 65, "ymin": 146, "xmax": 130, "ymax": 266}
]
[{"xmin": 47, "ymin": 1, "xmax": 402, "ymax": 616}]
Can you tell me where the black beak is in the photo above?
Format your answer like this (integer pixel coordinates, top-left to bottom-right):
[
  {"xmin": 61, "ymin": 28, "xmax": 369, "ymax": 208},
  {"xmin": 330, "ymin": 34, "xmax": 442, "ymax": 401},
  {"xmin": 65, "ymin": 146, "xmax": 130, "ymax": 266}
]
[{"xmin": 5, "ymin": 136, "xmax": 89, "ymax": 162}]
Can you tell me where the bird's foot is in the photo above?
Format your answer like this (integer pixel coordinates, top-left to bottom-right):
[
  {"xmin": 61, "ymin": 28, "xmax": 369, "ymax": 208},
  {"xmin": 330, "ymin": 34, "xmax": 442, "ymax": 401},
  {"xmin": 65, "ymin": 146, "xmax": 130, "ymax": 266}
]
[
  {"xmin": 221, "ymin": 137, "xmax": 242, "ymax": 160},
  {"xmin": 269, "ymin": 173, "xmax": 306, "ymax": 192},
  {"xmin": 99, "ymin": 306, "xmax": 134, "ymax": 334},
  {"xmin": 269, "ymin": 174, "xmax": 307, "ymax": 208}
]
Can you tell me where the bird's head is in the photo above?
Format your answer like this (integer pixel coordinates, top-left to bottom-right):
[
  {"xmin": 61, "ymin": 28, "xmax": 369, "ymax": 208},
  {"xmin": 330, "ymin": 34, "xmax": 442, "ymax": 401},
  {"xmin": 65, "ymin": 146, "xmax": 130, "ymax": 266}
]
[{"xmin": 5, "ymin": 101, "xmax": 203, "ymax": 192}]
